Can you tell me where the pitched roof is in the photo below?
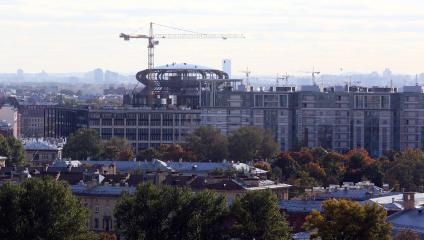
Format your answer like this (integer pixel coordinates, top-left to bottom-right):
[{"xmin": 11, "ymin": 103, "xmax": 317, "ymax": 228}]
[
  {"xmin": 280, "ymin": 200, "xmax": 323, "ymax": 213},
  {"xmin": 71, "ymin": 184, "xmax": 136, "ymax": 197},
  {"xmin": 388, "ymin": 208, "xmax": 424, "ymax": 233}
]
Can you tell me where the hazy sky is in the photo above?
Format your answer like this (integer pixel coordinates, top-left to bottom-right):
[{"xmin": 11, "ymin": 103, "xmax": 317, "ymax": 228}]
[{"xmin": 1, "ymin": 0, "xmax": 424, "ymax": 75}]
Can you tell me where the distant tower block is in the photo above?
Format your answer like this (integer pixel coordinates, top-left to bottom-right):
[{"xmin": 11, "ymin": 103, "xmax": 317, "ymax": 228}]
[
  {"xmin": 222, "ymin": 59, "xmax": 231, "ymax": 78},
  {"xmin": 16, "ymin": 69, "xmax": 24, "ymax": 81}
]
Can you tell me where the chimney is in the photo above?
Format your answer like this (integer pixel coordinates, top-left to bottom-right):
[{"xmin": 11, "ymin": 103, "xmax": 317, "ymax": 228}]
[{"xmin": 403, "ymin": 192, "xmax": 416, "ymax": 210}]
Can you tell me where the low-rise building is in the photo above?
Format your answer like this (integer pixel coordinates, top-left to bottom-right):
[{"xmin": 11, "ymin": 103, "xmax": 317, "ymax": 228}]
[
  {"xmin": 279, "ymin": 200, "xmax": 323, "ymax": 232},
  {"xmin": 305, "ymin": 181, "xmax": 395, "ymax": 201},
  {"xmin": 165, "ymin": 174, "xmax": 290, "ymax": 202},
  {"xmin": 387, "ymin": 192, "xmax": 424, "ymax": 238},
  {"xmin": 23, "ymin": 139, "xmax": 63, "ymax": 165},
  {"xmin": 71, "ymin": 184, "xmax": 136, "ymax": 232},
  {"xmin": 78, "ymin": 159, "xmax": 267, "ymax": 176}
]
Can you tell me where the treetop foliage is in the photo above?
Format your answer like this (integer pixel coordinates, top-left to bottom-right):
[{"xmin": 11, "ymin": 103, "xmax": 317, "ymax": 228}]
[
  {"xmin": 63, "ymin": 128, "xmax": 134, "ymax": 160},
  {"xmin": 115, "ymin": 183, "xmax": 291, "ymax": 240},
  {"xmin": 304, "ymin": 199, "xmax": 391, "ymax": 240},
  {"xmin": 0, "ymin": 177, "xmax": 94, "ymax": 240}
]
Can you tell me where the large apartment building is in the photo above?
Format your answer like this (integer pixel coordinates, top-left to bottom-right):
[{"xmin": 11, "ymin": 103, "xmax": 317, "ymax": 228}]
[{"xmin": 18, "ymin": 64, "xmax": 424, "ymax": 156}]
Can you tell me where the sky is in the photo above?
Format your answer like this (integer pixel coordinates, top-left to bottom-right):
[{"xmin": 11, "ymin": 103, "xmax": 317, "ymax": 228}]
[{"xmin": 1, "ymin": 0, "xmax": 424, "ymax": 75}]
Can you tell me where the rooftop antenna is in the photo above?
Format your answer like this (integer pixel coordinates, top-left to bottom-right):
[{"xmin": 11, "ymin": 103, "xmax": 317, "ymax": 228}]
[{"xmin": 416, "ymin": 74, "xmax": 419, "ymax": 86}]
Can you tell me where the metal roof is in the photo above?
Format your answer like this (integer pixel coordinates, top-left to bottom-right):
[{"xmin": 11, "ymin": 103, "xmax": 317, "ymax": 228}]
[
  {"xmin": 71, "ymin": 184, "xmax": 136, "ymax": 197},
  {"xmin": 155, "ymin": 63, "xmax": 212, "ymax": 70},
  {"xmin": 388, "ymin": 208, "xmax": 424, "ymax": 233},
  {"xmin": 77, "ymin": 160, "xmax": 266, "ymax": 174},
  {"xmin": 24, "ymin": 141, "xmax": 61, "ymax": 151},
  {"xmin": 280, "ymin": 200, "xmax": 323, "ymax": 213}
]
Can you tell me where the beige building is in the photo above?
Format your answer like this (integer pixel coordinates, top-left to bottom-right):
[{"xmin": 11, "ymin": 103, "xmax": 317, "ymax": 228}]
[
  {"xmin": 0, "ymin": 104, "xmax": 19, "ymax": 138},
  {"xmin": 72, "ymin": 184, "xmax": 136, "ymax": 233},
  {"xmin": 23, "ymin": 140, "xmax": 62, "ymax": 165}
]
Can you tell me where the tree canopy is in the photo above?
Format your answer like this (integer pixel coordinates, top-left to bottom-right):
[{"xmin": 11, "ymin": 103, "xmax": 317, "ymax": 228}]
[
  {"xmin": 270, "ymin": 148, "xmax": 387, "ymax": 196},
  {"xmin": 63, "ymin": 129, "xmax": 136, "ymax": 161},
  {"xmin": 0, "ymin": 177, "xmax": 94, "ymax": 240},
  {"xmin": 304, "ymin": 199, "xmax": 391, "ymax": 240},
  {"xmin": 114, "ymin": 183, "xmax": 229, "ymax": 240},
  {"xmin": 228, "ymin": 127, "xmax": 279, "ymax": 162},
  {"xmin": 115, "ymin": 184, "xmax": 291, "ymax": 240},
  {"xmin": 230, "ymin": 190, "xmax": 292, "ymax": 240},
  {"xmin": 101, "ymin": 136, "xmax": 134, "ymax": 160},
  {"xmin": 185, "ymin": 126, "xmax": 229, "ymax": 162},
  {"xmin": 0, "ymin": 135, "xmax": 25, "ymax": 166},
  {"xmin": 63, "ymin": 128, "xmax": 103, "ymax": 160}
]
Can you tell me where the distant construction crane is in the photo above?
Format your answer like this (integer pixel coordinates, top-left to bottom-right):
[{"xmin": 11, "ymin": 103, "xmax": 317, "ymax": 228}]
[
  {"xmin": 240, "ymin": 67, "xmax": 251, "ymax": 85},
  {"xmin": 276, "ymin": 73, "xmax": 289, "ymax": 86},
  {"xmin": 299, "ymin": 67, "xmax": 320, "ymax": 86},
  {"xmin": 120, "ymin": 22, "xmax": 244, "ymax": 78}
]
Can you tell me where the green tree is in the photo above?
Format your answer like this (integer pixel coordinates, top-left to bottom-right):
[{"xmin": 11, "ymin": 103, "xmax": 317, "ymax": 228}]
[
  {"xmin": 382, "ymin": 148, "xmax": 424, "ymax": 191},
  {"xmin": 0, "ymin": 177, "xmax": 94, "ymax": 240},
  {"xmin": 185, "ymin": 126, "xmax": 228, "ymax": 162},
  {"xmin": 114, "ymin": 183, "xmax": 230, "ymax": 240},
  {"xmin": 272, "ymin": 152, "xmax": 300, "ymax": 181},
  {"xmin": 0, "ymin": 135, "xmax": 25, "ymax": 166},
  {"xmin": 101, "ymin": 137, "xmax": 134, "ymax": 160},
  {"xmin": 63, "ymin": 128, "xmax": 103, "ymax": 160},
  {"xmin": 169, "ymin": 190, "xmax": 230, "ymax": 240},
  {"xmin": 230, "ymin": 191, "xmax": 291, "ymax": 240},
  {"xmin": 304, "ymin": 199, "xmax": 391, "ymax": 240},
  {"xmin": 229, "ymin": 127, "xmax": 279, "ymax": 162}
]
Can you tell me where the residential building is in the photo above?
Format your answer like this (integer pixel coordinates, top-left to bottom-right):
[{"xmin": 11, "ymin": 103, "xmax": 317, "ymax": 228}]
[
  {"xmin": 387, "ymin": 192, "xmax": 424, "ymax": 238},
  {"xmin": 71, "ymin": 184, "xmax": 135, "ymax": 232},
  {"xmin": 19, "ymin": 63, "xmax": 424, "ymax": 156},
  {"xmin": 22, "ymin": 139, "xmax": 63, "ymax": 165},
  {"xmin": 19, "ymin": 104, "xmax": 51, "ymax": 138}
]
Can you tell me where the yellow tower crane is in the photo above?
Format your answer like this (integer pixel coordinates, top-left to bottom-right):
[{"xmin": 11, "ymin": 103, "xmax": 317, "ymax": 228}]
[{"xmin": 120, "ymin": 22, "xmax": 244, "ymax": 75}]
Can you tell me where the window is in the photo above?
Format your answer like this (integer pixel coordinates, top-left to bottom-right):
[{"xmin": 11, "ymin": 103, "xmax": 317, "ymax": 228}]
[
  {"xmin": 151, "ymin": 114, "xmax": 161, "ymax": 126},
  {"xmin": 94, "ymin": 218, "xmax": 99, "ymax": 229},
  {"xmin": 95, "ymin": 205, "xmax": 100, "ymax": 213},
  {"xmin": 126, "ymin": 128, "xmax": 136, "ymax": 141},
  {"xmin": 138, "ymin": 129, "xmax": 148, "ymax": 141},
  {"xmin": 138, "ymin": 113, "xmax": 149, "ymax": 126}
]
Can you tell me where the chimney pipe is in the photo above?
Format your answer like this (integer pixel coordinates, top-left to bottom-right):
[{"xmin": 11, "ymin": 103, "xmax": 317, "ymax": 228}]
[{"xmin": 403, "ymin": 192, "xmax": 416, "ymax": 210}]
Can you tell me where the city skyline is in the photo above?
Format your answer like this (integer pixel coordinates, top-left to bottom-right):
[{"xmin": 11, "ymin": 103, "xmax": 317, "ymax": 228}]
[{"xmin": 1, "ymin": 0, "xmax": 424, "ymax": 75}]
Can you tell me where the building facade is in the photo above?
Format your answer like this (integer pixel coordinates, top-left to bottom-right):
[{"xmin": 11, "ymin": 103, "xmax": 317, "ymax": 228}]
[
  {"xmin": 19, "ymin": 63, "xmax": 424, "ymax": 157},
  {"xmin": 19, "ymin": 104, "xmax": 50, "ymax": 138},
  {"xmin": 88, "ymin": 108, "xmax": 201, "ymax": 153}
]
